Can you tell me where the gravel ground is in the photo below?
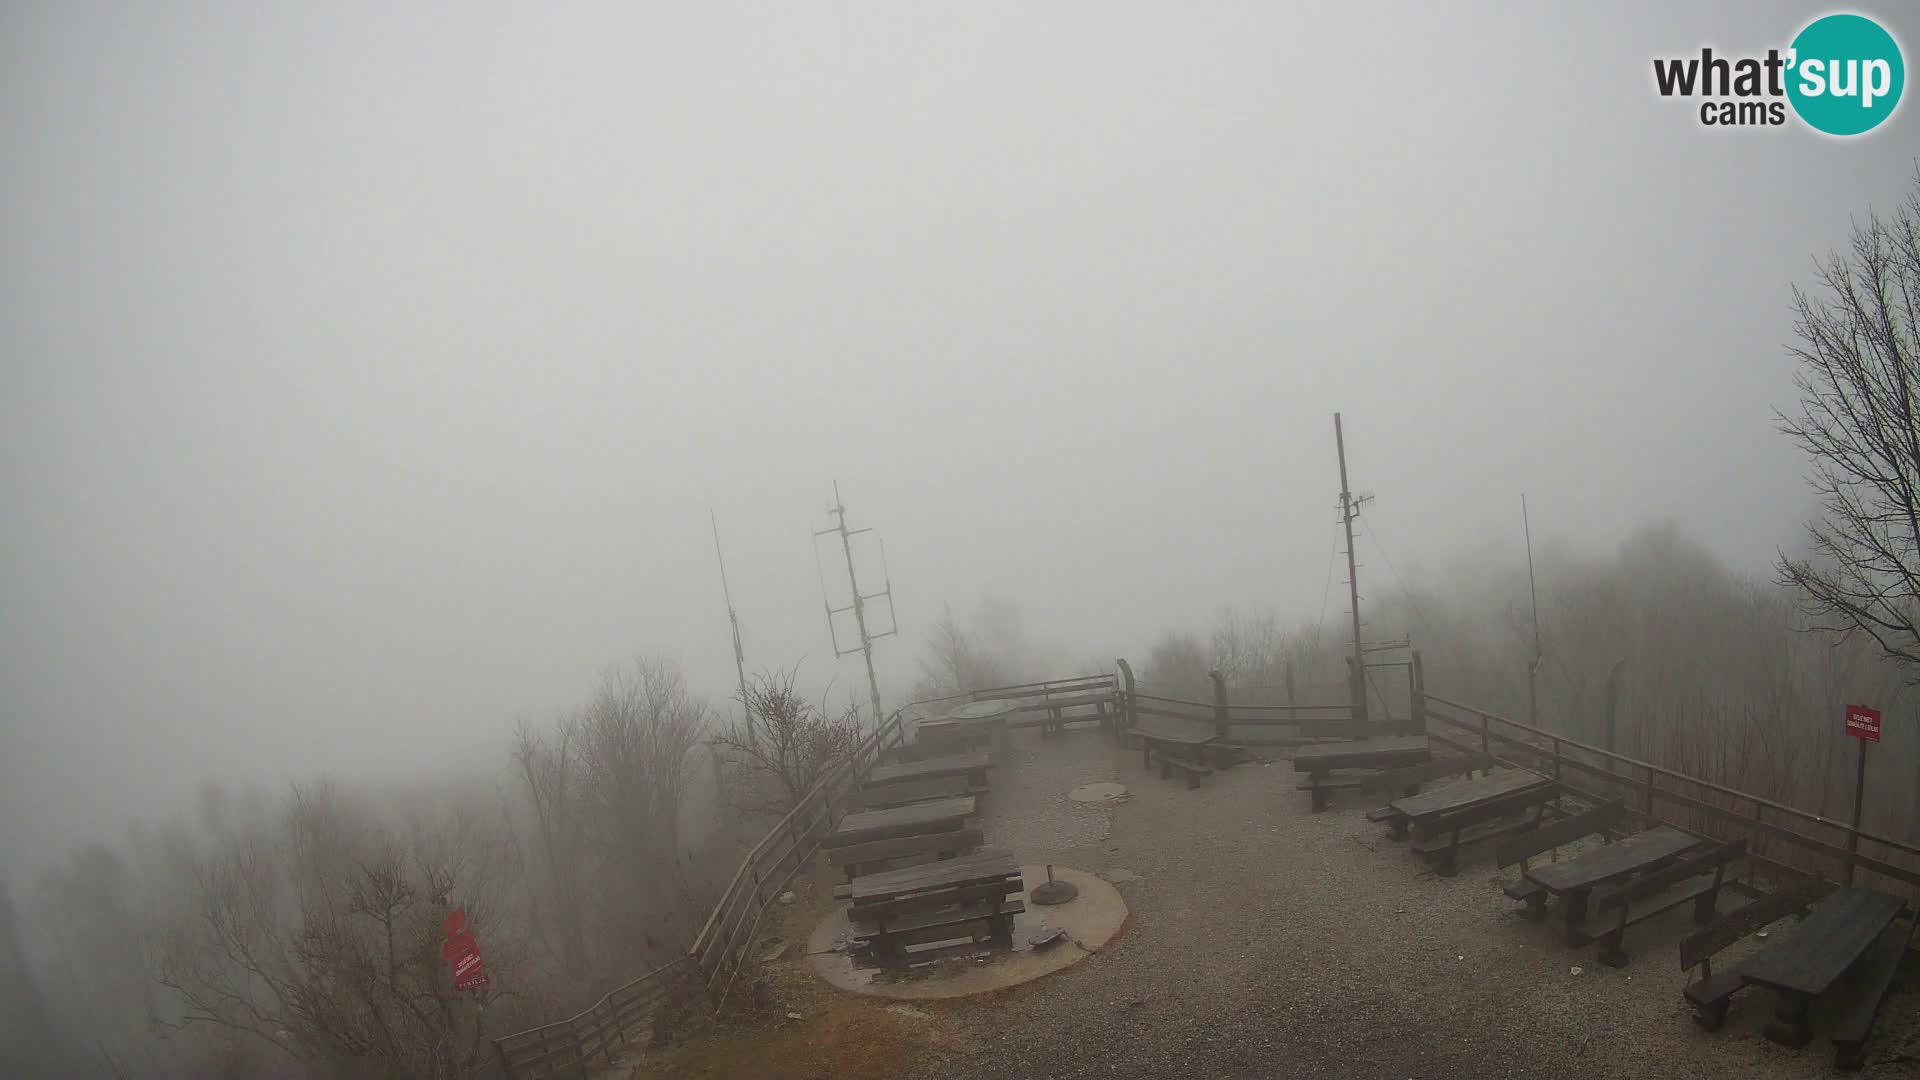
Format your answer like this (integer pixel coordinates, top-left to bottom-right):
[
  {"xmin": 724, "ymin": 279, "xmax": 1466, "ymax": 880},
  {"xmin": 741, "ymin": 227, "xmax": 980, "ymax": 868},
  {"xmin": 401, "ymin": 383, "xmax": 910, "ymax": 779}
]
[{"xmin": 915, "ymin": 728, "xmax": 1920, "ymax": 1080}]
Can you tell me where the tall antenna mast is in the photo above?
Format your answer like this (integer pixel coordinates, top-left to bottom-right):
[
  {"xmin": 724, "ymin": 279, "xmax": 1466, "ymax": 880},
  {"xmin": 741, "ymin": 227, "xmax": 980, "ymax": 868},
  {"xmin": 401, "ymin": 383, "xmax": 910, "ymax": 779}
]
[
  {"xmin": 1523, "ymin": 494, "xmax": 1542, "ymax": 727},
  {"xmin": 711, "ymin": 511, "xmax": 754, "ymax": 746},
  {"xmin": 813, "ymin": 481, "xmax": 897, "ymax": 726},
  {"xmin": 1335, "ymin": 413, "xmax": 1371, "ymax": 728}
]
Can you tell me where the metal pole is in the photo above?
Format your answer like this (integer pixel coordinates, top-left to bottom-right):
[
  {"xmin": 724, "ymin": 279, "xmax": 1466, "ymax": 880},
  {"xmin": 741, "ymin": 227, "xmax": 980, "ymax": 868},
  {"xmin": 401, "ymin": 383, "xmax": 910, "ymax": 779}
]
[
  {"xmin": 711, "ymin": 511, "xmax": 755, "ymax": 746},
  {"xmin": 1334, "ymin": 413, "xmax": 1369, "ymax": 728},
  {"xmin": 1845, "ymin": 737, "xmax": 1867, "ymax": 887},
  {"xmin": 1523, "ymin": 494, "xmax": 1541, "ymax": 728},
  {"xmin": 815, "ymin": 482, "xmax": 892, "ymax": 727}
]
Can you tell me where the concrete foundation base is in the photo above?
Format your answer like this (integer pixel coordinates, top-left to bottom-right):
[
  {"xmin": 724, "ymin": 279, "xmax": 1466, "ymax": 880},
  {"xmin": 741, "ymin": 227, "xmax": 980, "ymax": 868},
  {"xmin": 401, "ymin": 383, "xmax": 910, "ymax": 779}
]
[{"xmin": 807, "ymin": 864, "xmax": 1126, "ymax": 1000}]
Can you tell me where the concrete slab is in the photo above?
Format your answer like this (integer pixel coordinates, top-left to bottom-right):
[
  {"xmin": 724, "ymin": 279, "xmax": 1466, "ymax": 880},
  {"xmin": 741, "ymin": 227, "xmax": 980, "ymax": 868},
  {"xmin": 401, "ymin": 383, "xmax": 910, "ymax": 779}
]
[{"xmin": 807, "ymin": 864, "xmax": 1125, "ymax": 1000}]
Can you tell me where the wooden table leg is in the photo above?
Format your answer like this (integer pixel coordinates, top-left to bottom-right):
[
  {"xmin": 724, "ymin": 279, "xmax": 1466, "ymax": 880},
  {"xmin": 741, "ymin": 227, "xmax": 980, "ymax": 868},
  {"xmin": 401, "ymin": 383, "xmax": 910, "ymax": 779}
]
[
  {"xmin": 1763, "ymin": 991, "xmax": 1812, "ymax": 1049},
  {"xmin": 1563, "ymin": 889, "xmax": 1591, "ymax": 945}
]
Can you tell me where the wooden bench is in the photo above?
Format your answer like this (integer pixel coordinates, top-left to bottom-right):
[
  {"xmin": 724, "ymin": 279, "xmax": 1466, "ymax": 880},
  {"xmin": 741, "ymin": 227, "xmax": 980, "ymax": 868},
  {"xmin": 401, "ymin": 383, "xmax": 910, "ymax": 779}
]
[
  {"xmin": 1493, "ymin": 800, "xmax": 1625, "ymax": 920},
  {"xmin": 1150, "ymin": 747, "xmax": 1214, "ymax": 788},
  {"xmin": 847, "ymin": 850, "xmax": 1025, "ymax": 967},
  {"xmin": 848, "ymin": 774, "xmax": 974, "ymax": 811},
  {"xmin": 1409, "ymin": 783, "xmax": 1561, "ymax": 877},
  {"xmin": 827, "ymin": 826, "xmax": 986, "ymax": 881},
  {"xmin": 1295, "ymin": 768, "xmax": 1373, "ymax": 811},
  {"xmin": 1583, "ymin": 839, "xmax": 1744, "ymax": 967},
  {"xmin": 1363, "ymin": 754, "xmax": 1492, "ymax": 821},
  {"xmin": 1679, "ymin": 877, "xmax": 1826, "ymax": 1030},
  {"xmin": 1030, "ymin": 692, "xmax": 1112, "ymax": 735},
  {"xmin": 1828, "ymin": 913, "xmax": 1916, "ymax": 1071}
]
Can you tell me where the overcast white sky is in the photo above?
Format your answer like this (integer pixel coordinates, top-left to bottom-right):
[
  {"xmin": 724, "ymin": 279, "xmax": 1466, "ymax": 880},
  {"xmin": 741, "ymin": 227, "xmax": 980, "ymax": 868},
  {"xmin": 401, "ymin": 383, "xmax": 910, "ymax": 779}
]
[{"xmin": 3, "ymin": 2, "xmax": 1915, "ymax": 871}]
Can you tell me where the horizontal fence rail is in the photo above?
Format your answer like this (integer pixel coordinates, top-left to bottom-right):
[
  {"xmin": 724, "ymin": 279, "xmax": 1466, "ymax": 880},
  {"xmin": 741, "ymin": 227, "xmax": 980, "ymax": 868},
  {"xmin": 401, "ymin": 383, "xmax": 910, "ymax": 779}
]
[
  {"xmin": 494, "ymin": 714, "xmax": 905, "ymax": 1079},
  {"xmin": 493, "ymin": 959, "xmax": 690, "ymax": 1080},
  {"xmin": 1420, "ymin": 694, "xmax": 1920, "ymax": 898}
]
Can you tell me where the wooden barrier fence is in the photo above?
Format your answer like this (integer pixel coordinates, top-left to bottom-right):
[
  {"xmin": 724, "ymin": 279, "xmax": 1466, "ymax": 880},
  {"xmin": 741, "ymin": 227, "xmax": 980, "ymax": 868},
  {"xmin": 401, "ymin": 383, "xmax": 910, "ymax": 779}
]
[
  {"xmin": 492, "ymin": 713, "xmax": 905, "ymax": 1079},
  {"xmin": 1419, "ymin": 693, "xmax": 1920, "ymax": 900}
]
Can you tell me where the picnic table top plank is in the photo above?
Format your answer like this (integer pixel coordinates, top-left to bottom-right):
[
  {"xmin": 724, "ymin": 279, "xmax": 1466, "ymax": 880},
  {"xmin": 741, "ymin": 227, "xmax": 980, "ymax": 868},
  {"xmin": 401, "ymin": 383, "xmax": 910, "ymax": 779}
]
[
  {"xmin": 1388, "ymin": 769, "xmax": 1552, "ymax": 821},
  {"xmin": 1134, "ymin": 718, "xmax": 1217, "ymax": 745},
  {"xmin": 1292, "ymin": 735, "xmax": 1431, "ymax": 770},
  {"xmin": 1738, "ymin": 887, "xmax": 1905, "ymax": 997},
  {"xmin": 1523, "ymin": 825, "xmax": 1705, "ymax": 894},
  {"xmin": 830, "ymin": 796, "xmax": 975, "ymax": 843},
  {"xmin": 864, "ymin": 752, "xmax": 991, "ymax": 787},
  {"xmin": 850, "ymin": 848, "xmax": 1020, "ymax": 901}
]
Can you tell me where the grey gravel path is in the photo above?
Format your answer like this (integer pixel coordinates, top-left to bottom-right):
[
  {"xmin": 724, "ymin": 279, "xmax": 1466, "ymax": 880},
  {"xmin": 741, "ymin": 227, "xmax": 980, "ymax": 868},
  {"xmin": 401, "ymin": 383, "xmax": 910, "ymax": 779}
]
[{"xmin": 914, "ymin": 729, "xmax": 1920, "ymax": 1079}]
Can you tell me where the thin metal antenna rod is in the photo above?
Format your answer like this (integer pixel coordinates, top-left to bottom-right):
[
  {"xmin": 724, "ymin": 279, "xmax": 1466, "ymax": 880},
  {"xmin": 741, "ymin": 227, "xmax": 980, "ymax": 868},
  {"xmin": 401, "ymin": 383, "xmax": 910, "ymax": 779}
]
[
  {"xmin": 711, "ymin": 511, "xmax": 755, "ymax": 746},
  {"xmin": 814, "ymin": 481, "xmax": 896, "ymax": 726},
  {"xmin": 1335, "ymin": 413, "xmax": 1370, "ymax": 727},
  {"xmin": 1523, "ymin": 494, "xmax": 1542, "ymax": 727}
]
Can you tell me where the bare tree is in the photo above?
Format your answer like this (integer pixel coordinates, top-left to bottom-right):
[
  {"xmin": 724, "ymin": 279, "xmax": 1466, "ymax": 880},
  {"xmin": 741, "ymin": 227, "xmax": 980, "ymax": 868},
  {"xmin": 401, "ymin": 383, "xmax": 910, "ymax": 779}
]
[
  {"xmin": 574, "ymin": 657, "xmax": 707, "ymax": 961},
  {"xmin": 151, "ymin": 784, "xmax": 520, "ymax": 1079},
  {"xmin": 712, "ymin": 667, "xmax": 859, "ymax": 814},
  {"xmin": 1142, "ymin": 630, "xmax": 1210, "ymax": 698},
  {"xmin": 510, "ymin": 718, "xmax": 589, "ymax": 979},
  {"xmin": 1778, "ymin": 173, "xmax": 1920, "ymax": 674}
]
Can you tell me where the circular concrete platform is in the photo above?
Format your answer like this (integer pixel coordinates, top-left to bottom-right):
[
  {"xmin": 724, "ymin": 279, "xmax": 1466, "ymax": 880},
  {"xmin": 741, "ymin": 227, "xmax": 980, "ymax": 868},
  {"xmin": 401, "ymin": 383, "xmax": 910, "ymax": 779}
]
[{"xmin": 808, "ymin": 864, "xmax": 1126, "ymax": 1000}]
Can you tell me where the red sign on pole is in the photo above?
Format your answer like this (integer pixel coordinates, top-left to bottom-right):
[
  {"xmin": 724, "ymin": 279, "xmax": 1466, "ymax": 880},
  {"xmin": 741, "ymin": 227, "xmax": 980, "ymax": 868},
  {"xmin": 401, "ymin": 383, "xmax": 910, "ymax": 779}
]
[
  {"xmin": 441, "ymin": 909, "xmax": 488, "ymax": 991},
  {"xmin": 1845, "ymin": 704, "xmax": 1881, "ymax": 742}
]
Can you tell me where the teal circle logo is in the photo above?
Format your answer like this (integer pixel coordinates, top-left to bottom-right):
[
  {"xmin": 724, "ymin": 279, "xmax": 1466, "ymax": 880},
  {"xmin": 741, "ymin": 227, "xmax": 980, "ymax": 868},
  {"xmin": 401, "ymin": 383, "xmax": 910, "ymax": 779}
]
[{"xmin": 1787, "ymin": 14, "xmax": 1904, "ymax": 136}]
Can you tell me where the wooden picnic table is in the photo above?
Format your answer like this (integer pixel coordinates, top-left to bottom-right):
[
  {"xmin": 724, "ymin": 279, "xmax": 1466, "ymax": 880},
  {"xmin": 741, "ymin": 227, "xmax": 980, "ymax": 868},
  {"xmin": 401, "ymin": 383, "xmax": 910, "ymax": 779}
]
[
  {"xmin": 1523, "ymin": 825, "xmax": 1705, "ymax": 942},
  {"xmin": 826, "ymin": 795, "xmax": 975, "ymax": 847},
  {"xmin": 1292, "ymin": 735, "xmax": 1431, "ymax": 773},
  {"xmin": 1133, "ymin": 718, "xmax": 1238, "ymax": 773},
  {"xmin": 847, "ymin": 848, "xmax": 1024, "ymax": 966},
  {"xmin": 1737, "ymin": 887, "xmax": 1905, "ymax": 1048},
  {"xmin": 946, "ymin": 700, "xmax": 1015, "ymax": 754},
  {"xmin": 849, "ymin": 848, "xmax": 1017, "ymax": 901},
  {"xmin": 863, "ymin": 751, "xmax": 991, "ymax": 789},
  {"xmin": 1388, "ymin": 768, "xmax": 1553, "ymax": 831},
  {"xmin": 1292, "ymin": 736, "xmax": 1431, "ymax": 810}
]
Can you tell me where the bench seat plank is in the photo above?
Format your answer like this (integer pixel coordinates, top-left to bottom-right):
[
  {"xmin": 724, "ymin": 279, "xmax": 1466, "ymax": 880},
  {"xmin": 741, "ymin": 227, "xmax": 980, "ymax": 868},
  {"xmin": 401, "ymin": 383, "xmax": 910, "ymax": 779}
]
[{"xmin": 1828, "ymin": 915, "xmax": 1916, "ymax": 1071}]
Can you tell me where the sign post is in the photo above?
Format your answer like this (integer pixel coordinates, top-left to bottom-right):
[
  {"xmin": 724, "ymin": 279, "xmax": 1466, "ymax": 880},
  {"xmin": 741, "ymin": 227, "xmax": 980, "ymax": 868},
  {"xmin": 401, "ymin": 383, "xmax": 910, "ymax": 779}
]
[
  {"xmin": 441, "ymin": 909, "xmax": 488, "ymax": 992},
  {"xmin": 1843, "ymin": 705, "xmax": 1881, "ymax": 886}
]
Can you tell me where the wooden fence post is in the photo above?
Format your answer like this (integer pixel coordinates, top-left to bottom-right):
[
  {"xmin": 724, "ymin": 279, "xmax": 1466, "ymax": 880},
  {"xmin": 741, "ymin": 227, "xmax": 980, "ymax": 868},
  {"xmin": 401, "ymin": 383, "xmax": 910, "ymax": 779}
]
[
  {"xmin": 1479, "ymin": 712, "xmax": 1490, "ymax": 756},
  {"xmin": 570, "ymin": 1018, "xmax": 589, "ymax": 1080},
  {"xmin": 1408, "ymin": 650, "xmax": 1426, "ymax": 736},
  {"xmin": 1208, "ymin": 669, "xmax": 1231, "ymax": 742},
  {"xmin": 1115, "ymin": 659, "xmax": 1137, "ymax": 738}
]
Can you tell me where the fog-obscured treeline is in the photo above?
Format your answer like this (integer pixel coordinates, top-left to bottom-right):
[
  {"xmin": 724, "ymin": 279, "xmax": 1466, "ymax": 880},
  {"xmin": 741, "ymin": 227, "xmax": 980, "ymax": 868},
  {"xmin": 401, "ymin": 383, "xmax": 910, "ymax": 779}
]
[
  {"xmin": 3, "ymin": 657, "xmax": 763, "ymax": 1079},
  {"xmin": 10, "ymin": 523, "xmax": 1919, "ymax": 1078}
]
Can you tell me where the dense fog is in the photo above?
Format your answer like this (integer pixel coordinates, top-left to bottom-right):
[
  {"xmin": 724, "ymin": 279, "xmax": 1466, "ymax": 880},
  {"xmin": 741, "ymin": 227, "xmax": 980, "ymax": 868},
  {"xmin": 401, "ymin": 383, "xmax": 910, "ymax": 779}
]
[{"xmin": 4, "ymin": 3, "xmax": 1918, "ymax": 1076}]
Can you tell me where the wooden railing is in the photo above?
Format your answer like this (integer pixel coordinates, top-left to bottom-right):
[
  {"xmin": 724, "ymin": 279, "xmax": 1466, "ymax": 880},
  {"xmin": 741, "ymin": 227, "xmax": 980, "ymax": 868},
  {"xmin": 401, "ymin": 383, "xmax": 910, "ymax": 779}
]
[
  {"xmin": 491, "ymin": 959, "xmax": 690, "ymax": 1080},
  {"xmin": 686, "ymin": 713, "xmax": 905, "ymax": 1004},
  {"xmin": 1420, "ymin": 693, "xmax": 1920, "ymax": 898},
  {"xmin": 901, "ymin": 674, "xmax": 1119, "ymax": 729},
  {"xmin": 492, "ymin": 713, "xmax": 905, "ymax": 1079}
]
